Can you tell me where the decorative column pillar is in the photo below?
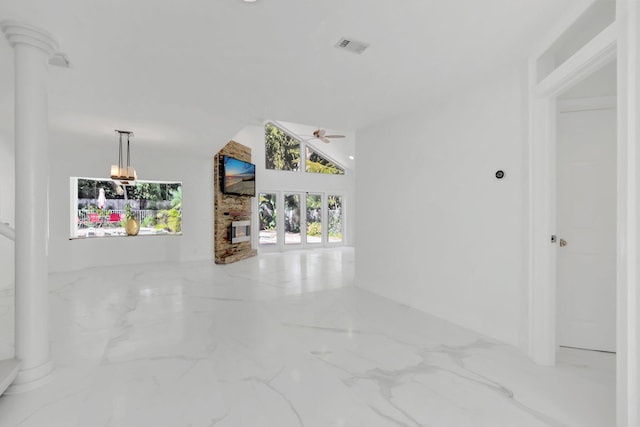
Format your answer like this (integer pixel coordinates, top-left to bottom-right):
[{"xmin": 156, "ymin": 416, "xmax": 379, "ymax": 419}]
[
  {"xmin": 617, "ymin": 1, "xmax": 640, "ymax": 425},
  {"xmin": 1, "ymin": 21, "xmax": 58, "ymax": 393}
]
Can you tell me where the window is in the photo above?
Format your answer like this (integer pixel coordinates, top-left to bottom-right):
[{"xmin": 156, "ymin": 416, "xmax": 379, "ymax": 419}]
[
  {"xmin": 265, "ymin": 122, "xmax": 300, "ymax": 171},
  {"xmin": 305, "ymin": 146, "xmax": 344, "ymax": 175},
  {"xmin": 262, "ymin": 122, "xmax": 347, "ymax": 248},
  {"xmin": 265, "ymin": 122, "xmax": 346, "ymax": 175},
  {"xmin": 71, "ymin": 178, "xmax": 182, "ymax": 238},
  {"xmin": 258, "ymin": 193, "xmax": 277, "ymax": 245}
]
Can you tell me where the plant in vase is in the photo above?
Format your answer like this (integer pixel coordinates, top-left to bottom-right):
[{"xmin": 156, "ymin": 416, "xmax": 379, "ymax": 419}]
[{"xmin": 124, "ymin": 203, "xmax": 140, "ymax": 236}]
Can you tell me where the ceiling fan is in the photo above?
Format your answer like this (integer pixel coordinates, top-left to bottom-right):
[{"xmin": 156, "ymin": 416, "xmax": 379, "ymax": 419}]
[{"xmin": 309, "ymin": 129, "xmax": 345, "ymax": 144}]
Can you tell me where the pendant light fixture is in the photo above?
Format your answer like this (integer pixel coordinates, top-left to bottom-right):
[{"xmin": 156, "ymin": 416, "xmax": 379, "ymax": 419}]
[{"xmin": 110, "ymin": 130, "xmax": 137, "ymax": 186}]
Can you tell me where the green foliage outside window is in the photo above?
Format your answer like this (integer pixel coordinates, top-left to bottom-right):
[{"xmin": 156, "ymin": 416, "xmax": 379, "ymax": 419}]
[
  {"xmin": 265, "ymin": 123, "xmax": 300, "ymax": 171},
  {"xmin": 259, "ymin": 193, "xmax": 277, "ymax": 230},
  {"xmin": 77, "ymin": 179, "xmax": 121, "ymax": 200},
  {"xmin": 284, "ymin": 194, "xmax": 300, "ymax": 233},
  {"xmin": 328, "ymin": 195, "xmax": 343, "ymax": 239},
  {"xmin": 307, "ymin": 222, "xmax": 322, "ymax": 237},
  {"xmin": 77, "ymin": 179, "xmax": 181, "ymax": 208},
  {"xmin": 152, "ymin": 187, "xmax": 183, "ymax": 233},
  {"xmin": 306, "ymin": 147, "xmax": 345, "ymax": 175}
]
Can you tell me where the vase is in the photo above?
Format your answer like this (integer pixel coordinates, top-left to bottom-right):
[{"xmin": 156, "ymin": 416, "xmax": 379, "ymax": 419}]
[{"xmin": 125, "ymin": 218, "xmax": 140, "ymax": 236}]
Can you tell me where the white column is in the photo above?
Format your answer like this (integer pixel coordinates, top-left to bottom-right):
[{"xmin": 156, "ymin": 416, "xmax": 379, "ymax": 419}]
[
  {"xmin": 617, "ymin": 1, "xmax": 640, "ymax": 426},
  {"xmin": 1, "ymin": 21, "xmax": 58, "ymax": 393}
]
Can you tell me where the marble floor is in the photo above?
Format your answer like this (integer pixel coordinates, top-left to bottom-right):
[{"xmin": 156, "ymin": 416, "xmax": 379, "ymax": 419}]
[{"xmin": 0, "ymin": 248, "xmax": 614, "ymax": 426}]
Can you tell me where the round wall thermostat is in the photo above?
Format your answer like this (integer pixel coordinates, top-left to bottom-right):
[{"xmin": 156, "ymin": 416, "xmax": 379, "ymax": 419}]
[{"xmin": 495, "ymin": 170, "xmax": 505, "ymax": 179}]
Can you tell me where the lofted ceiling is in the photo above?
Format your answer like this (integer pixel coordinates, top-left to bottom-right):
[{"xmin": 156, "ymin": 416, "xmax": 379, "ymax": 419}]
[{"xmin": 0, "ymin": 0, "xmax": 590, "ymax": 157}]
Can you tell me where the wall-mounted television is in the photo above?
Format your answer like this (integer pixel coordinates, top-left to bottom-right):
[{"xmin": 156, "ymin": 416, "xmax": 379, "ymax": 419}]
[{"xmin": 221, "ymin": 155, "xmax": 256, "ymax": 197}]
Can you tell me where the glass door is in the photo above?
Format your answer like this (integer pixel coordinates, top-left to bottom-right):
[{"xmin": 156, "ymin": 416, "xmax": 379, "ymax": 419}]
[
  {"xmin": 328, "ymin": 195, "xmax": 343, "ymax": 244},
  {"xmin": 306, "ymin": 193, "xmax": 322, "ymax": 244},
  {"xmin": 257, "ymin": 191, "xmax": 344, "ymax": 250},
  {"xmin": 284, "ymin": 193, "xmax": 301, "ymax": 245},
  {"xmin": 258, "ymin": 193, "xmax": 277, "ymax": 246}
]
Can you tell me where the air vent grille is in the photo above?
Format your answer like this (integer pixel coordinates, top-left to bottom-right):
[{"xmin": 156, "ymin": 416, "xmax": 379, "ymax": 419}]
[{"xmin": 335, "ymin": 37, "xmax": 369, "ymax": 55}]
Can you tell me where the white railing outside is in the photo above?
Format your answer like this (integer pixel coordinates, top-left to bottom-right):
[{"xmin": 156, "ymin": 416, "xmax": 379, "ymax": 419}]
[{"xmin": 76, "ymin": 209, "xmax": 157, "ymax": 227}]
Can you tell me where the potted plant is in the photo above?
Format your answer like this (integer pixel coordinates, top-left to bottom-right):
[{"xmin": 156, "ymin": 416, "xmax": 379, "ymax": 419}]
[{"xmin": 124, "ymin": 203, "xmax": 140, "ymax": 236}]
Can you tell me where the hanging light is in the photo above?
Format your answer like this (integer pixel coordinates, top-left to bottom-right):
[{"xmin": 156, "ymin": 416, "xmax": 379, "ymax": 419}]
[{"xmin": 110, "ymin": 130, "xmax": 137, "ymax": 186}]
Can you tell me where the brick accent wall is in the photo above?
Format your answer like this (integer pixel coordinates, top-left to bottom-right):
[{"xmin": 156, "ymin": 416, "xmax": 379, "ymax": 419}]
[{"xmin": 214, "ymin": 141, "xmax": 257, "ymax": 264}]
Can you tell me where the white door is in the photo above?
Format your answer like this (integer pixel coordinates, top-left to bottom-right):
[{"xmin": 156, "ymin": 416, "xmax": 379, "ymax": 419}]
[{"xmin": 556, "ymin": 106, "xmax": 616, "ymax": 353}]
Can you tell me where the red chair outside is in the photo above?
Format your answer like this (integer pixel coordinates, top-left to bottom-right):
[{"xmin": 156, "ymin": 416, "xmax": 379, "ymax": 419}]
[
  {"xmin": 109, "ymin": 213, "xmax": 121, "ymax": 223},
  {"xmin": 89, "ymin": 214, "xmax": 100, "ymax": 223}
]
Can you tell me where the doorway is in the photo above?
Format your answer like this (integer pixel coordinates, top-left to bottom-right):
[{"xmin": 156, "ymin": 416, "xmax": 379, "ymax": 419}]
[
  {"xmin": 528, "ymin": 2, "xmax": 640, "ymax": 424},
  {"xmin": 555, "ymin": 62, "xmax": 617, "ymax": 353}
]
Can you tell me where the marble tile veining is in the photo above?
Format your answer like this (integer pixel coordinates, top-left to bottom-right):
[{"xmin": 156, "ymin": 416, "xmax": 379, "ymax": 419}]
[{"xmin": 0, "ymin": 248, "xmax": 614, "ymax": 426}]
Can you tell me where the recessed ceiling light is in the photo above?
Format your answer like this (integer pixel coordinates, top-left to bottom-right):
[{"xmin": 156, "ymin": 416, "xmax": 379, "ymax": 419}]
[
  {"xmin": 243, "ymin": 0, "xmax": 258, "ymax": 2},
  {"xmin": 349, "ymin": 155, "xmax": 355, "ymax": 160}
]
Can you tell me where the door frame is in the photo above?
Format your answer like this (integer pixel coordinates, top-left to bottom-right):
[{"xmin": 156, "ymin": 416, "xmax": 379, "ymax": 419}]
[
  {"xmin": 528, "ymin": 21, "xmax": 617, "ymax": 366},
  {"xmin": 529, "ymin": 3, "xmax": 640, "ymax": 425},
  {"xmin": 256, "ymin": 190, "xmax": 347, "ymax": 251}
]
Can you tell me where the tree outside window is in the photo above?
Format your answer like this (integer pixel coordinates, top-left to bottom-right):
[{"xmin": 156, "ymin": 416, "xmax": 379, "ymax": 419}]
[
  {"xmin": 305, "ymin": 146, "xmax": 344, "ymax": 175},
  {"xmin": 265, "ymin": 122, "xmax": 300, "ymax": 171}
]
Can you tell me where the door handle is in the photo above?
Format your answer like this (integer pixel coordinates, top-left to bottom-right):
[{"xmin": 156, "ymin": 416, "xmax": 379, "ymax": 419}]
[{"xmin": 559, "ymin": 238, "xmax": 568, "ymax": 247}]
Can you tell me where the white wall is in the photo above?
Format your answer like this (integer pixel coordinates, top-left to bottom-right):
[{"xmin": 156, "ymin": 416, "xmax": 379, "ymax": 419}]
[
  {"xmin": 48, "ymin": 133, "xmax": 215, "ymax": 272},
  {"xmin": 0, "ymin": 130, "xmax": 15, "ymax": 291},
  {"xmin": 355, "ymin": 66, "xmax": 528, "ymax": 346},
  {"xmin": 232, "ymin": 124, "xmax": 356, "ymax": 247}
]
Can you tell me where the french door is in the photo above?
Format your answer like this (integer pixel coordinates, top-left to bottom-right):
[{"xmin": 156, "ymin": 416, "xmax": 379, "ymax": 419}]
[
  {"xmin": 257, "ymin": 191, "xmax": 344, "ymax": 250},
  {"xmin": 305, "ymin": 193, "xmax": 322, "ymax": 245},
  {"xmin": 284, "ymin": 193, "xmax": 302, "ymax": 245}
]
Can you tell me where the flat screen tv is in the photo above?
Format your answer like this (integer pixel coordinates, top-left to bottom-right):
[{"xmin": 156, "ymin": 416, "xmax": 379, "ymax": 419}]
[{"xmin": 221, "ymin": 155, "xmax": 256, "ymax": 197}]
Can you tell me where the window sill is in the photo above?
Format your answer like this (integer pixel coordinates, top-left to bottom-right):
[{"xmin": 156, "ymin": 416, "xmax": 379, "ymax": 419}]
[{"xmin": 69, "ymin": 230, "xmax": 182, "ymax": 240}]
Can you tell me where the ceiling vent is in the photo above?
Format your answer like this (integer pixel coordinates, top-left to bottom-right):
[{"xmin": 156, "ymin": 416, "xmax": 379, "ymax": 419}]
[{"xmin": 335, "ymin": 37, "xmax": 370, "ymax": 55}]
